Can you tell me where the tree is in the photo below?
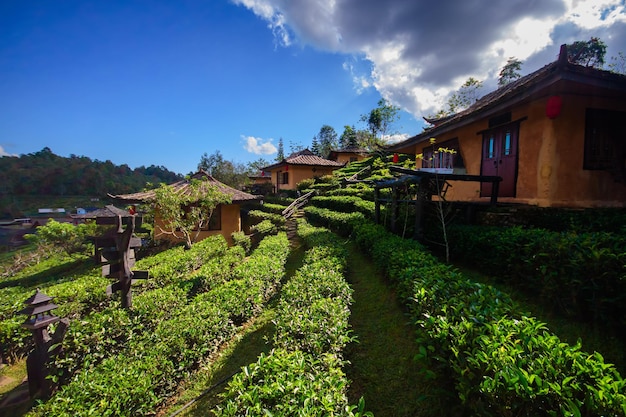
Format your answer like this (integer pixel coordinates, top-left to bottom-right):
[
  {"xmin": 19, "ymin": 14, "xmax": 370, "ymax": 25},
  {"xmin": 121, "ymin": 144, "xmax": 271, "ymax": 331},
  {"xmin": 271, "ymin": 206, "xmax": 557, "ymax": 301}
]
[
  {"xmin": 197, "ymin": 150, "xmax": 225, "ymax": 176},
  {"xmin": 448, "ymin": 77, "xmax": 483, "ymax": 113},
  {"xmin": 339, "ymin": 125, "xmax": 358, "ymax": 148},
  {"xmin": 360, "ymin": 98, "xmax": 400, "ymax": 140},
  {"xmin": 315, "ymin": 125, "xmax": 338, "ymax": 158},
  {"xmin": 429, "ymin": 77, "xmax": 484, "ymax": 119},
  {"xmin": 275, "ymin": 138, "xmax": 285, "ymax": 161},
  {"xmin": 197, "ymin": 150, "xmax": 248, "ymax": 189},
  {"xmin": 288, "ymin": 140, "xmax": 304, "ymax": 154},
  {"xmin": 566, "ymin": 37, "xmax": 607, "ymax": 68},
  {"xmin": 246, "ymin": 158, "xmax": 270, "ymax": 174},
  {"xmin": 311, "ymin": 136, "xmax": 321, "ymax": 156},
  {"xmin": 608, "ymin": 51, "xmax": 626, "ymax": 75},
  {"xmin": 151, "ymin": 178, "xmax": 231, "ymax": 249},
  {"xmin": 498, "ymin": 57, "xmax": 523, "ymax": 86}
]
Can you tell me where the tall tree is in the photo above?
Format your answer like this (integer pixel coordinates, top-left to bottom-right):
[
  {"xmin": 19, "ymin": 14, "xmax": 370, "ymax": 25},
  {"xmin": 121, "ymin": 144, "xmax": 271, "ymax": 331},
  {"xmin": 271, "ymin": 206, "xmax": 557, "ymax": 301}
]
[
  {"xmin": 339, "ymin": 125, "xmax": 358, "ymax": 148},
  {"xmin": 246, "ymin": 158, "xmax": 270, "ymax": 174},
  {"xmin": 311, "ymin": 136, "xmax": 321, "ymax": 156},
  {"xmin": 566, "ymin": 37, "xmax": 607, "ymax": 68},
  {"xmin": 447, "ymin": 77, "xmax": 483, "ymax": 113},
  {"xmin": 360, "ymin": 98, "xmax": 400, "ymax": 140},
  {"xmin": 316, "ymin": 125, "xmax": 338, "ymax": 158},
  {"xmin": 275, "ymin": 138, "xmax": 285, "ymax": 161},
  {"xmin": 430, "ymin": 77, "xmax": 484, "ymax": 119},
  {"xmin": 197, "ymin": 150, "xmax": 248, "ymax": 188},
  {"xmin": 498, "ymin": 57, "xmax": 523, "ymax": 86},
  {"xmin": 289, "ymin": 140, "xmax": 305, "ymax": 154}
]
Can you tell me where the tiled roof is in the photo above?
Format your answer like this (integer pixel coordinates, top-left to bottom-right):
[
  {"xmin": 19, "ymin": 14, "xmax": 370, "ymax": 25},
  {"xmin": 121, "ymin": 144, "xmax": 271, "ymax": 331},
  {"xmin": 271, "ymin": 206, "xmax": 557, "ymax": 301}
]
[
  {"xmin": 108, "ymin": 171, "xmax": 261, "ymax": 203},
  {"xmin": 330, "ymin": 146, "xmax": 368, "ymax": 154},
  {"xmin": 388, "ymin": 44, "xmax": 626, "ymax": 151},
  {"xmin": 71, "ymin": 205, "xmax": 131, "ymax": 219},
  {"xmin": 262, "ymin": 149, "xmax": 344, "ymax": 171}
]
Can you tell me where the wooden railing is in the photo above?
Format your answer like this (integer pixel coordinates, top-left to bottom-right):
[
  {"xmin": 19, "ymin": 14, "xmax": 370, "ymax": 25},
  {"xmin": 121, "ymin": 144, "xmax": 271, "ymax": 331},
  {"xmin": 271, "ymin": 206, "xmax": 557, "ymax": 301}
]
[{"xmin": 282, "ymin": 190, "xmax": 315, "ymax": 219}]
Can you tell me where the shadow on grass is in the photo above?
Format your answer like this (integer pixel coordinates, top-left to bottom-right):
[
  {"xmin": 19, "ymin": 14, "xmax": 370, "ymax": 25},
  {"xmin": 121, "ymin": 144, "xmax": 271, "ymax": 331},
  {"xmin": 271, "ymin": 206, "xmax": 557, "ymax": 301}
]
[
  {"xmin": 171, "ymin": 316, "xmax": 276, "ymax": 416},
  {"xmin": 345, "ymin": 242, "xmax": 461, "ymax": 417},
  {"xmin": 0, "ymin": 258, "xmax": 94, "ymax": 290},
  {"xmin": 163, "ymin": 235, "xmax": 307, "ymax": 417}
]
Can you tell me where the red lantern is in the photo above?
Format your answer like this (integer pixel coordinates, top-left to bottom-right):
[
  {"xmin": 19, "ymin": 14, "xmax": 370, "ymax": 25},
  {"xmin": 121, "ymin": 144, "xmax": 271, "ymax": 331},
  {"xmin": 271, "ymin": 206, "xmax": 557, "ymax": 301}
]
[
  {"xmin": 285, "ymin": 165, "xmax": 289, "ymax": 171},
  {"xmin": 393, "ymin": 153, "xmax": 399, "ymax": 163},
  {"xmin": 546, "ymin": 96, "xmax": 562, "ymax": 119}
]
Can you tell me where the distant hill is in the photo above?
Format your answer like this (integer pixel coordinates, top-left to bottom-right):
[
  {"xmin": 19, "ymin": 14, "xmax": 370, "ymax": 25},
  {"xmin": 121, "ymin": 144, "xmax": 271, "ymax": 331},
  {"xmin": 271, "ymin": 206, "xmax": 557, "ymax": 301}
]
[{"xmin": 0, "ymin": 147, "xmax": 183, "ymax": 217}]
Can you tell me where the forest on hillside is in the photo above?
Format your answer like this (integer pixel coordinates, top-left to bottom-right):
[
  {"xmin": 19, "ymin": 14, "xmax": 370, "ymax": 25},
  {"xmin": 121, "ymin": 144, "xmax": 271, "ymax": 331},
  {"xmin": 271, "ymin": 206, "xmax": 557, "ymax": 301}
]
[{"xmin": 0, "ymin": 147, "xmax": 183, "ymax": 197}]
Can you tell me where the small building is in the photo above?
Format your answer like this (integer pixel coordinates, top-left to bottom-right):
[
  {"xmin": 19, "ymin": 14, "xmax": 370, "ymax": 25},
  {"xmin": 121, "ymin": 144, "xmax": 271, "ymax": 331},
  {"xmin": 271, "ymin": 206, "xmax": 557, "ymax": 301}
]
[
  {"xmin": 328, "ymin": 146, "xmax": 369, "ymax": 165},
  {"xmin": 245, "ymin": 170, "xmax": 273, "ymax": 195},
  {"xmin": 387, "ymin": 45, "xmax": 626, "ymax": 208},
  {"xmin": 262, "ymin": 149, "xmax": 345, "ymax": 192},
  {"xmin": 108, "ymin": 171, "xmax": 261, "ymax": 245}
]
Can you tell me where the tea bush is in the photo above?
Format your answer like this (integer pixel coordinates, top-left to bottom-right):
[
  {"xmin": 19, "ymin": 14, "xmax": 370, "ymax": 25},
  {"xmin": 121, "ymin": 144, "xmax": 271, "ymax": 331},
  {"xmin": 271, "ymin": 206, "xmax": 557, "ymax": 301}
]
[
  {"xmin": 215, "ymin": 220, "xmax": 370, "ymax": 416},
  {"xmin": 30, "ymin": 233, "xmax": 290, "ymax": 416},
  {"xmin": 306, "ymin": 206, "xmax": 626, "ymax": 416},
  {"xmin": 448, "ymin": 225, "xmax": 626, "ymax": 327}
]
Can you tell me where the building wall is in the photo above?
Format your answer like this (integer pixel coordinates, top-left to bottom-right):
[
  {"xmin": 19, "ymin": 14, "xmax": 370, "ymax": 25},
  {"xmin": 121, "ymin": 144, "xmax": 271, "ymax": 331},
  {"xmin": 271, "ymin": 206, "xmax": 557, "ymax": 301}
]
[
  {"xmin": 408, "ymin": 94, "xmax": 626, "ymax": 208},
  {"xmin": 334, "ymin": 153, "xmax": 365, "ymax": 165},
  {"xmin": 272, "ymin": 166, "xmax": 338, "ymax": 191},
  {"xmin": 154, "ymin": 203, "xmax": 242, "ymax": 246}
]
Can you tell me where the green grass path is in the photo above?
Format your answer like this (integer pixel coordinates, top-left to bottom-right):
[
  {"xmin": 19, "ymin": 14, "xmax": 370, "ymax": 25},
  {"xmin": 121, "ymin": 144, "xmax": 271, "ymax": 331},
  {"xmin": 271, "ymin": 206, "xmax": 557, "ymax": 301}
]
[{"xmin": 345, "ymin": 242, "xmax": 453, "ymax": 417}]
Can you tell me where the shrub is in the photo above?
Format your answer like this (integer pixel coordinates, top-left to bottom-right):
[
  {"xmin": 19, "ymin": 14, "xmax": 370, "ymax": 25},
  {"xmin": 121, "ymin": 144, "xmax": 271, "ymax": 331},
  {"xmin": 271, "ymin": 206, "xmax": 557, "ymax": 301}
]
[{"xmin": 230, "ymin": 231, "xmax": 251, "ymax": 254}]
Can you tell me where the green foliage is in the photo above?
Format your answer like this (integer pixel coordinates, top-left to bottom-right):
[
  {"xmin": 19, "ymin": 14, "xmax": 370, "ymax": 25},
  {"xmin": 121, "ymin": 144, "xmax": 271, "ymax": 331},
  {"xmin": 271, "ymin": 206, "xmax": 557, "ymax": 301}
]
[
  {"xmin": 567, "ymin": 37, "xmax": 607, "ymax": 68},
  {"xmin": 297, "ymin": 178, "xmax": 315, "ymax": 191},
  {"xmin": 217, "ymin": 220, "xmax": 369, "ymax": 416},
  {"xmin": 304, "ymin": 205, "xmax": 626, "ymax": 416},
  {"xmin": 196, "ymin": 150, "xmax": 253, "ymax": 190},
  {"xmin": 248, "ymin": 209, "xmax": 286, "ymax": 227},
  {"xmin": 25, "ymin": 219, "xmax": 97, "ymax": 255},
  {"xmin": 30, "ymin": 233, "xmax": 289, "ymax": 416},
  {"xmin": 257, "ymin": 202, "xmax": 287, "ymax": 215},
  {"xmin": 360, "ymin": 98, "xmax": 400, "ymax": 143},
  {"xmin": 151, "ymin": 178, "xmax": 232, "ymax": 248},
  {"xmin": 230, "ymin": 231, "xmax": 251, "ymax": 254},
  {"xmin": 314, "ymin": 124, "xmax": 339, "ymax": 158},
  {"xmin": 250, "ymin": 219, "xmax": 277, "ymax": 237},
  {"xmin": 447, "ymin": 225, "xmax": 626, "ymax": 327},
  {"xmin": 0, "ymin": 147, "xmax": 182, "ymax": 203},
  {"xmin": 304, "ymin": 206, "xmax": 365, "ymax": 237},
  {"xmin": 498, "ymin": 57, "xmax": 523, "ymax": 86}
]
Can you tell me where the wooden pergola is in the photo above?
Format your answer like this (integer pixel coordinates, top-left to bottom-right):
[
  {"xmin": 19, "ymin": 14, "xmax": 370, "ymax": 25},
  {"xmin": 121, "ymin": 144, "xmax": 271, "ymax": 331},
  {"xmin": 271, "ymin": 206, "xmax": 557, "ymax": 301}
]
[{"xmin": 373, "ymin": 166, "xmax": 502, "ymax": 240}]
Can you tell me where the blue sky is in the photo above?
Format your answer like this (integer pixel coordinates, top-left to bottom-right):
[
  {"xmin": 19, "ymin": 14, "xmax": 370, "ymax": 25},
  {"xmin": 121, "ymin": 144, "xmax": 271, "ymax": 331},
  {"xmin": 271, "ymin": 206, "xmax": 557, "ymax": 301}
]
[{"xmin": 2, "ymin": 0, "xmax": 625, "ymax": 175}]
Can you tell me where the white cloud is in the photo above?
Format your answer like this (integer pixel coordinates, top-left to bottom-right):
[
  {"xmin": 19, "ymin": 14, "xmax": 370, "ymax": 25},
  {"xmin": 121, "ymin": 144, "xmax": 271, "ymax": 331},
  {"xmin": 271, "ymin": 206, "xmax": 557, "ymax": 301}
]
[
  {"xmin": 234, "ymin": 0, "xmax": 626, "ymax": 120},
  {"xmin": 384, "ymin": 133, "xmax": 410, "ymax": 144},
  {"xmin": 0, "ymin": 145, "xmax": 17, "ymax": 157},
  {"xmin": 242, "ymin": 135, "xmax": 277, "ymax": 155}
]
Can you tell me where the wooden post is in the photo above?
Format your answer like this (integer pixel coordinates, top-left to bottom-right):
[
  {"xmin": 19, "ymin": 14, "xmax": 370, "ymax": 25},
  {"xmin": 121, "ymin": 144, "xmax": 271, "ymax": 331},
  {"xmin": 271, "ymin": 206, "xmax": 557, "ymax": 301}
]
[
  {"xmin": 374, "ymin": 188, "xmax": 381, "ymax": 224},
  {"xmin": 413, "ymin": 177, "xmax": 428, "ymax": 241},
  {"xmin": 96, "ymin": 210, "xmax": 148, "ymax": 310},
  {"xmin": 391, "ymin": 186, "xmax": 398, "ymax": 234}
]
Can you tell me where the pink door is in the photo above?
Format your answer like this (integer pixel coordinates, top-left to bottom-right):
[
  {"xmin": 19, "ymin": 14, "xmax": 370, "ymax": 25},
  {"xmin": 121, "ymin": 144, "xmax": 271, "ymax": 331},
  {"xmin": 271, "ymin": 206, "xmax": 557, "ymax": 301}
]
[{"xmin": 481, "ymin": 123, "xmax": 518, "ymax": 197}]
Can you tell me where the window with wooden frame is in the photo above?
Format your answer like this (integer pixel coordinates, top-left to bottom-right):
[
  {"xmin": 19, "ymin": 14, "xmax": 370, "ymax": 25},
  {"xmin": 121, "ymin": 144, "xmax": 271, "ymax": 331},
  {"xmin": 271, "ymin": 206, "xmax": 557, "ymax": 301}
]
[
  {"xmin": 584, "ymin": 108, "xmax": 626, "ymax": 171},
  {"xmin": 281, "ymin": 172, "xmax": 289, "ymax": 185},
  {"xmin": 199, "ymin": 204, "xmax": 222, "ymax": 231}
]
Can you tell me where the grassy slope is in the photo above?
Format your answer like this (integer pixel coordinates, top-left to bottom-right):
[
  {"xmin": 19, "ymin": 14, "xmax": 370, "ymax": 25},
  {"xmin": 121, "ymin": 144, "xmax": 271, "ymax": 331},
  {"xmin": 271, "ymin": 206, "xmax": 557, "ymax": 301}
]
[{"xmin": 344, "ymin": 242, "xmax": 458, "ymax": 417}]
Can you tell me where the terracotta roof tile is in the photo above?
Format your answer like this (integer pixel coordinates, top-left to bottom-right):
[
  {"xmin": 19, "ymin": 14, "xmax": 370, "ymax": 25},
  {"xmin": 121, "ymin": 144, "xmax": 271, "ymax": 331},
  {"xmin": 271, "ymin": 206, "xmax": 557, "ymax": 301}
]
[{"xmin": 262, "ymin": 149, "xmax": 344, "ymax": 171}]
